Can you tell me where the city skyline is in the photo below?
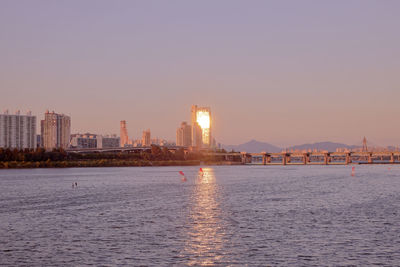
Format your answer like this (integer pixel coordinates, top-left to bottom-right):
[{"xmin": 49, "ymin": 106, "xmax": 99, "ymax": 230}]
[
  {"xmin": 1, "ymin": 108, "xmax": 398, "ymax": 150},
  {"xmin": 1, "ymin": 1, "xmax": 400, "ymax": 146}
]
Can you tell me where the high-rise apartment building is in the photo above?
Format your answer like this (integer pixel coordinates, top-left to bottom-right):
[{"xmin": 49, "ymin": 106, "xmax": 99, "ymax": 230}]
[
  {"xmin": 41, "ymin": 111, "xmax": 71, "ymax": 150},
  {"xmin": 142, "ymin": 129, "xmax": 151, "ymax": 147},
  {"xmin": 120, "ymin": 120, "xmax": 129, "ymax": 147},
  {"xmin": 192, "ymin": 122, "xmax": 203, "ymax": 148},
  {"xmin": 36, "ymin": 134, "xmax": 42, "ymax": 148},
  {"xmin": 191, "ymin": 105, "xmax": 212, "ymax": 147},
  {"xmin": 0, "ymin": 110, "xmax": 36, "ymax": 149},
  {"xmin": 176, "ymin": 121, "xmax": 192, "ymax": 147}
]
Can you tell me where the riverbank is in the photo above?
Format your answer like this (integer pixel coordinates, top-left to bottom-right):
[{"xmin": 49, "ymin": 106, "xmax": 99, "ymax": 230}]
[
  {"xmin": 0, "ymin": 159, "xmax": 243, "ymax": 169},
  {"xmin": 0, "ymin": 146, "xmax": 243, "ymax": 169}
]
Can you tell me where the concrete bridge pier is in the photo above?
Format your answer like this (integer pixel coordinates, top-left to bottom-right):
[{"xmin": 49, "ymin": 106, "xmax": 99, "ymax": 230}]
[
  {"xmin": 368, "ymin": 153, "xmax": 373, "ymax": 164},
  {"xmin": 390, "ymin": 153, "xmax": 395, "ymax": 163},
  {"xmin": 240, "ymin": 152, "xmax": 249, "ymax": 164},
  {"xmin": 267, "ymin": 155, "xmax": 271, "ymax": 164},
  {"xmin": 324, "ymin": 153, "xmax": 330, "ymax": 165},
  {"xmin": 303, "ymin": 153, "xmax": 310, "ymax": 165},
  {"xmin": 345, "ymin": 153, "xmax": 352, "ymax": 164},
  {"xmin": 261, "ymin": 153, "xmax": 267, "ymax": 165},
  {"xmin": 282, "ymin": 153, "xmax": 287, "ymax": 165}
]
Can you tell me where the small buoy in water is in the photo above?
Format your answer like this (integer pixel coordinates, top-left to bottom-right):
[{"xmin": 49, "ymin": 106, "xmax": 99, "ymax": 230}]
[
  {"xmin": 75, "ymin": 182, "xmax": 78, "ymax": 187},
  {"xmin": 179, "ymin": 171, "xmax": 187, "ymax": 182},
  {"xmin": 199, "ymin": 168, "xmax": 204, "ymax": 177},
  {"xmin": 351, "ymin": 166, "xmax": 355, "ymax": 176}
]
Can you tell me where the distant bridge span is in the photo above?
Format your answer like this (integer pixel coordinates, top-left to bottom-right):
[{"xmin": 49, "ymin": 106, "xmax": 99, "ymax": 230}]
[
  {"xmin": 66, "ymin": 148, "xmax": 400, "ymax": 165},
  {"xmin": 240, "ymin": 151, "xmax": 400, "ymax": 165}
]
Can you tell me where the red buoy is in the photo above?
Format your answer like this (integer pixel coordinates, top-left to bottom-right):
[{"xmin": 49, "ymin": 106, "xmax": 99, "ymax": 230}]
[{"xmin": 179, "ymin": 171, "xmax": 187, "ymax": 182}]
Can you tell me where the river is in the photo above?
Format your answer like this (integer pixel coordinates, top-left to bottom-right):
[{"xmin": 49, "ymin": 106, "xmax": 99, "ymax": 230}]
[{"xmin": 1, "ymin": 165, "xmax": 399, "ymax": 266}]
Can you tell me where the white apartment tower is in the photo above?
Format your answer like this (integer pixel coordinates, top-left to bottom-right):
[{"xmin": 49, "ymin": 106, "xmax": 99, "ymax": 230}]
[
  {"xmin": 0, "ymin": 110, "xmax": 37, "ymax": 149},
  {"xmin": 41, "ymin": 111, "xmax": 71, "ymax": 150}
]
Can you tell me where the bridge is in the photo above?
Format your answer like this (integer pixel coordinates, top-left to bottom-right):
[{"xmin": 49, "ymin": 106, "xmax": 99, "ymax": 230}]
[
  {"xmin": 66, "ymin": 147, "xmax": 400, "ymax": 165},
  {"xmin": 239, "ymin": 151, "xmax": 400, "ymax": 165}
]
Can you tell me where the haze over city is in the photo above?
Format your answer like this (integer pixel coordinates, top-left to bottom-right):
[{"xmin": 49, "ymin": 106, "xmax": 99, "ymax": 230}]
[{"xmin": 1, "ymin": 1, "xmax": 399, "ymax": 147}]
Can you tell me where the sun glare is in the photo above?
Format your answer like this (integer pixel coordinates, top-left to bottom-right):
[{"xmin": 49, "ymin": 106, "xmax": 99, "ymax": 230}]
[{"xmin": 196, "ymin": 111, "xmax": 210, "ymax": 129}]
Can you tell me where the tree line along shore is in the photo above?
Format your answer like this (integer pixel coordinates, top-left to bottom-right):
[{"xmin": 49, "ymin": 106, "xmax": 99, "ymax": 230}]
[{"xmin": 0, "ymin": 146, "xmax": 239, "ymax": 169}]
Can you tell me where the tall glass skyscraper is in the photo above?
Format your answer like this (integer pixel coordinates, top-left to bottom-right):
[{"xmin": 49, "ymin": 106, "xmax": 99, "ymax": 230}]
[{"xmin": 191, "ymin": 105, "xmax": 212, "ymax": 148}]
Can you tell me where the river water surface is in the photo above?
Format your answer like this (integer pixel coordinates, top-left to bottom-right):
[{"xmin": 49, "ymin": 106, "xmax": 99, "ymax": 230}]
[{"xmin": 1, "ymin": 165, "xmax": 400, "ymax": 266}]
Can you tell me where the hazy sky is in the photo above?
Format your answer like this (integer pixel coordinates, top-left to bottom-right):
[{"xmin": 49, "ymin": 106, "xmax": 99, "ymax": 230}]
[{"xmin": 1, "ymin": 1, "xmax": 399, "ymax": 147}]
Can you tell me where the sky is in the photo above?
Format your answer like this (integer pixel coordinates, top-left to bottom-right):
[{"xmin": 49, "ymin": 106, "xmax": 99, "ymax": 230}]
[{"xmin": 1, "ymin": 0, "xmax": 399, "ymax": 147}]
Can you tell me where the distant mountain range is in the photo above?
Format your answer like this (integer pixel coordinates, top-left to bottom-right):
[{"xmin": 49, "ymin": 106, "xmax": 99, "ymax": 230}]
[
  {"xmin": 222, "ymin": 140, "xmax": 281, "ymax": 153},
  {"xmin": 286, "ymin": 142, "xmax": 359, "ymax": 152},
  {"xmin": 222, "ymin": 140, "xmax": 359, "ymax": 153}
]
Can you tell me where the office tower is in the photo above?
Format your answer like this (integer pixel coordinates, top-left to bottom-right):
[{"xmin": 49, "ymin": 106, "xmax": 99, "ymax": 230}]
[
  {"xmin": 191, "ymin": 105, "xmax": 211, "ymax": 147},
  {"xmin": 41, "ymin": 110, "xmax": 71, "ymax": 150},
  {"xmin": 142, "ymin": 129, "xmax": 151, "ymax": 147},
  {"xmin": 176, "ymin": 121, "xmax": 192, "ymax": 147},
  {"xmin": 0, "ymin": 110, "xmax": 36, "ymax": 149},
  {"xmin": 120, "ymin": 120, "xmax": 129, "ymax": 147}
]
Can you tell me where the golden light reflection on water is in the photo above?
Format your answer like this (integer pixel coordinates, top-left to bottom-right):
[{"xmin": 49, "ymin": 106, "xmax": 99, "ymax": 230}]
[{"xmin": 183, "ymin": 168, "xmax": 226, "ymax": 266}]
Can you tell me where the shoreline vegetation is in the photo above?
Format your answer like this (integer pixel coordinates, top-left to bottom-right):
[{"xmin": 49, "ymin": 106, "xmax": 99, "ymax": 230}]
[{"xmin": 0, "ymin": 146, "xmax": 242, "ymax": 169}]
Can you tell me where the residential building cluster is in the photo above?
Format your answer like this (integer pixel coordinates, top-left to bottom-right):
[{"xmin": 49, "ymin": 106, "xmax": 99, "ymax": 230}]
[{"xmin": 0, "ymin": 110, "xmax": 120, "ymax": 151}]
